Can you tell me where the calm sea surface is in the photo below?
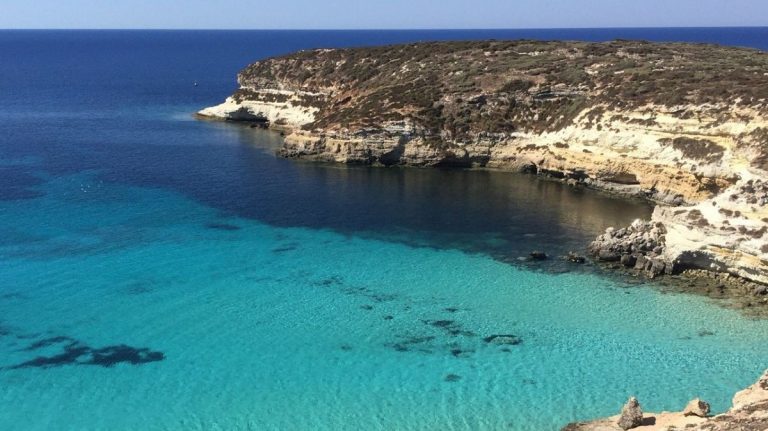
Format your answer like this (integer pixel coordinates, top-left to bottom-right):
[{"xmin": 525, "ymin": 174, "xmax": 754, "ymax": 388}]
[{"xmin": 1, "ymin": 28, "xmax": 767, "ymax": 430}]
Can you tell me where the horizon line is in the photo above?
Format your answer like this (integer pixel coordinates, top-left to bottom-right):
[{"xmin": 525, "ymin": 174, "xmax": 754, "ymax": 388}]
[{"xmin": 1, "ymin": 25, "xmax": 767, "ymax": 31}]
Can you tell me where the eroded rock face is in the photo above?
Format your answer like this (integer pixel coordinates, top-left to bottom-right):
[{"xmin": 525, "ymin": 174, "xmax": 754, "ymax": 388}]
[
  {"xmin": 589, "ymin": 220, "xmax": 669, "ymax": 278},
  {"xmin": 197, "ymin": 88, "xmax": 324, "ymax": 128},
  {"xmin": 591, "ymin": 177, "xmax": 768, "ymax": 285},
  {"xmin": 199, "ymin": 40, "xmax": 768, "ymax": 285},
  {"xmin": 657, "ymin": 178, "xmax": 768, "ymax": 285}
]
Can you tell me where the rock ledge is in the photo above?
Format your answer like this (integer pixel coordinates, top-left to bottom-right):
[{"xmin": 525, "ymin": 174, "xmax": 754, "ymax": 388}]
[{"xmin": 562, "ymin": 369, "xmax": 768, "ymax": 431}]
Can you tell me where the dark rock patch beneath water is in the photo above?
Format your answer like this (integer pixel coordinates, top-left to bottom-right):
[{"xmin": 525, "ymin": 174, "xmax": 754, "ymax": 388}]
[
  {"xmin": 272, "ymin": 243, "xmax": 300, "ymax": 253},
  {"xmin": 124, "ymin": 281, "xmax": 154, "ymax": 295},
  {"xmin": 0, "ymin": 168, "xmax": 45, "ymax": 202},
  {"xmin": 422, "ymin": 319, "xmax": 475, "ymax": 337},
  {"xmin": 444, "ymin": 373, "xmax": 462, "ymax": 382},
  {"xmin": 388, "ymin": 335, "xmax": 436, "ymax": 354},
  {"xmin": 205, "ymin": 222, "xmax": 241, "ymax": 231},
  {"xmin": 313, "ymin": 276, "xmax": 344, "ymax": 287},
  {"xmin": 529, "ymin": 251, "xmax": 548, "ymax": 261},
  {"xmin": 342, "ymin": 286, "xmax": 398, "ymax": 303},
  {"xmin": 483, "ymin": 334, "xmax": 523, "ymax": 345},
  {"xmin": 21, "ymin": 336, "xmax": 77, "ymax": 351},
  {"xmin": 449, "ymin": 346, "xmax": 475, "ymax": 358},
  {"xmin": 7, "ymin": 336, "xmax": 164, "ymax": 369},
  {"xmin": 311, "ymin": 276, "xmax": 399, "ymax": 303}
]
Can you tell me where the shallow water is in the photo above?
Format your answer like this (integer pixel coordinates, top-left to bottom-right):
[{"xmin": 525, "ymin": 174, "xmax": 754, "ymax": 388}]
[{"xmin": 2, "ymin": 29, "xmax": 768, "ymax": 430}]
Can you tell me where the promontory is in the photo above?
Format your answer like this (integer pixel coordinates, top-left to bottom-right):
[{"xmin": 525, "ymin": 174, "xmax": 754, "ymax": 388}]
[{"xmin": 198, "ymin": 40, "xmax": 768, "ymax": 287}]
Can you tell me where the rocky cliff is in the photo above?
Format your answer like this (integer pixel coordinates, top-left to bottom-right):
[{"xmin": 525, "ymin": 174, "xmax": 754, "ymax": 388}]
[{"xmin": 198, "ymin": 40, "xmax": 768, "ymax": 285}]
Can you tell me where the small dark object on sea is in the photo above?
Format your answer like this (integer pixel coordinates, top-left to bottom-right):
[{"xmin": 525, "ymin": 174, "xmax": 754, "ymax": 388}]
[
  {"xmin": 566, "ymin": 252, "xmax": 586, "ymax": 264},
  {"xmin": 530, "ymin": 251, "xmax": 548, "ymax": 260}
]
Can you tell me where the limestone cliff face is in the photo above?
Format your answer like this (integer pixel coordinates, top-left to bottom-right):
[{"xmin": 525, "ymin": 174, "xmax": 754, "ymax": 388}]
[
  {"xmin": 655, "ymin": 178, "xmax": 768, "ymax": 284},
  {"xmin": 199, "ymin": 40, "xmax": 768, "ymax": 284}
]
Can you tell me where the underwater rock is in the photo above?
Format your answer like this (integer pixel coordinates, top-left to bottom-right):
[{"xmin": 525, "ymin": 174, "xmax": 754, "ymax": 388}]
[
  {"xmin": 8, "ymin": 337, "xmax": 164, "ymax": 369},
  {"xmin": 444, "ymin": 374, "xmax": 462, "ymax": 382},
  {"xmin": 566, "ymin": 252, "xmax": 587, "ymax": 264},
  {"xmin": 205, "ymin": 222, "xmax": 241, "ymax": 231},
  {"xmin": 530, "ymin": 251, "xmax": 548, "ymax": 261},
  {"xmin": 483, "ymin": 334, "xmax": 522, "ymax": 345}
]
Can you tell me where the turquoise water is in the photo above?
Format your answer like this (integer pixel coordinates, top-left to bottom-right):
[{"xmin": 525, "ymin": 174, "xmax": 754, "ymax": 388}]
[
  {"xmin": 2, "ymin": 170, "xmax": 768, "ymax": 430},
  {"xmin": 2, "ymin": 30, "xmax": 768, "ymax": 430}
]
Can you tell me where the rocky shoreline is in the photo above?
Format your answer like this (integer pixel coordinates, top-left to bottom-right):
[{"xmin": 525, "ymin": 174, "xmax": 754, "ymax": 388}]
[
  {"xmin": 562, "ymin": 369, "xmax": 768, "ymax": 431},
  {"xmin": 198, "ymin": 40, "xmax": 768, "ymax": 291}
]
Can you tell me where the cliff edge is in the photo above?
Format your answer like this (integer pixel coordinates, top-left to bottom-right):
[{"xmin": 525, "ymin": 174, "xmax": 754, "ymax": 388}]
[{"xmin": 198, "ymin": 40, "xmax": 768, "ymax": 285}]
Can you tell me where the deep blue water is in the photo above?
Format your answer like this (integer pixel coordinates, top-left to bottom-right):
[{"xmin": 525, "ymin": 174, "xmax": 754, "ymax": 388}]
[{"xmin": 1, "ymin": 29, "xmax": 767, "ymax": 430}]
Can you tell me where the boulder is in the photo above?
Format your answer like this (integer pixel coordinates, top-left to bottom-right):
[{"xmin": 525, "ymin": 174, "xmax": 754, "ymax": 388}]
[
  {"xmin": 620, "ymin": 254, "xmax": 637, "ymax": 268},
  {"xmin": 645, "ymin": 258, "xmax": 666, "ymax": 278},
  {"xmin": 682, "ymin": 398, "xmax": 710, "ymax": 417},
  {"xmin": 563, "ymin": 370, "xmax": 768, "ymax": 431},
  {"xmin": 598, "ymin": 250, "xmax": 621, "ymax": 262},
  {"xmin": 617, "ymin": 397, "xmax": 643, "ymax": 430},
  {"xmin": 634, "ymin": 255, "xmax": 648, "ymax": 271}
]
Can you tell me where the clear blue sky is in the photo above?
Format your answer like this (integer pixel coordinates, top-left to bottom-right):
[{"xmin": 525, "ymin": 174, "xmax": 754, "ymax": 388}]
[{"xmin": 1, "ymin": 0, "xmax": 766, "ymax": 29}]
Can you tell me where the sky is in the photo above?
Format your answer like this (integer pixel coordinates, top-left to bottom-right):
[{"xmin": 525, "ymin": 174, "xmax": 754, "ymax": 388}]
[{"xmin": 1, "ymin": 0, "xmax": 766, "ymax": 29}]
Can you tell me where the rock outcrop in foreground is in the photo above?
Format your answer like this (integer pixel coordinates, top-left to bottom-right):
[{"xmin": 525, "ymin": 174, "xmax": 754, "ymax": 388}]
[
  {"xmin": 563, "ymin": 370, "xmax": 768, "ymax": 431},
  {"xmin": 198, "ymin": 40, "xmax": 768, "ymax": 285}
]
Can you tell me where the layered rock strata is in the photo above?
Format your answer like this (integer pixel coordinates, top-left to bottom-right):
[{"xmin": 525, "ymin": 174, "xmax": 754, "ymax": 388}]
[{"xmin": 198, "ymin": 40, "xmax": 768, "ymax": 285}]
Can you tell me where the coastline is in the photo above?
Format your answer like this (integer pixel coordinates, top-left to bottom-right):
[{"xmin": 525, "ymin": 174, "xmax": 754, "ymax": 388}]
[
  {"xmin": 563, "ymin": 369, "xmax": 768, "ymax": 431},
  {"xmin": 196, "ymin": 39, "xmax": 768, "ymax": 292},
  {"xmin": 199, "ymin": 114, "xmax": 768, "ymax": 316},
  {"xmin": 5, "ymin": 28, "xmax": 768, "ymax": 431}
]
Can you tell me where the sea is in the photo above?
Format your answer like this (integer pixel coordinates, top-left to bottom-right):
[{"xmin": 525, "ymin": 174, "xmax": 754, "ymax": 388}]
[{"xmin": 1, "ymin": 28, "xmax": 768, "ymax": 431}]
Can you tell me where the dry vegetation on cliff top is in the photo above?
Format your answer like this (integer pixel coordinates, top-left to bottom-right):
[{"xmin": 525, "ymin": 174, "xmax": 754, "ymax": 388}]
[{"xmin": 236, "ymin": 40, "xmax": 768, "ymax": 140}]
